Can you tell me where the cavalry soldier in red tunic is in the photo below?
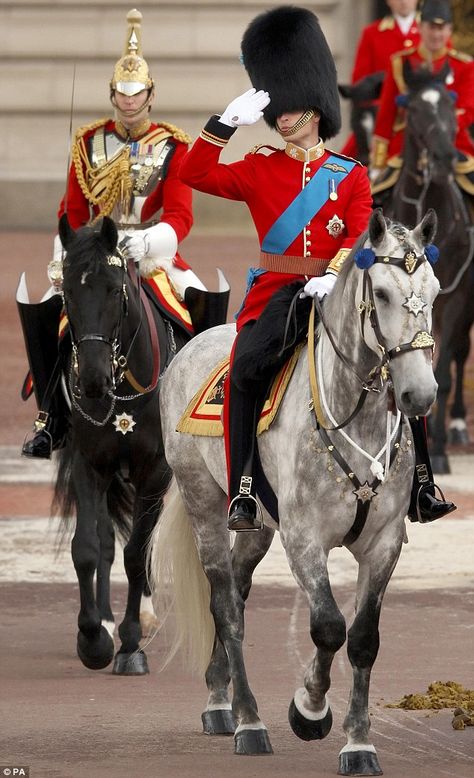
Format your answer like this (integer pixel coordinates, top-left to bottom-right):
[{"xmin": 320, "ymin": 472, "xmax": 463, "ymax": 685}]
[
  {"xmin": 371, "ymin": 0, "xmax": 474, "ymax": 193},
  {"xmin": 19, "ymin": 8, "xmax": 215, "ymax": 459},
  {"xmin": 179, "ymin": 5, "xmax": 455, "ymax": 530},
  {"xmin": 340, "ymin": 0, "xmax": 420, "ymax": 159}
]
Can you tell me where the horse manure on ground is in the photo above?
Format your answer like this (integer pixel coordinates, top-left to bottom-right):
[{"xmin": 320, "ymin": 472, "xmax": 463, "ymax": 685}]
[{"xmin": 387, "ymin": 681, "xmax": 474, "ymax": 728}]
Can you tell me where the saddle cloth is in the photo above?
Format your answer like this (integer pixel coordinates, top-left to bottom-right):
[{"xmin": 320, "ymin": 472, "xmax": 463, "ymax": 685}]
[{"xmin": 176, "ymin": 343, "xmax": 303, "ymax": 437}]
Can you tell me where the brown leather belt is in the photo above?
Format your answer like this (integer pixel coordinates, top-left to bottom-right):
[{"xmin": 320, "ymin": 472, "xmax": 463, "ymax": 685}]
[{"xmin": 259, "ymin": 252, "xmax": 329, "ymax": 277}]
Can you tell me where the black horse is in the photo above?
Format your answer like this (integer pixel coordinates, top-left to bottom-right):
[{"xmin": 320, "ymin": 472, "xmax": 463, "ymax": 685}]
[
  {"xmin": 338, "ymin": 71, "xmax": 384, "ymax": 166},
  {"xmin": 386, "ymin": 62, "xmax": 474, "ymax": 473},
  {"xmin": 53, "ymin": 214, "xmax": 190, "ymax": 674}
]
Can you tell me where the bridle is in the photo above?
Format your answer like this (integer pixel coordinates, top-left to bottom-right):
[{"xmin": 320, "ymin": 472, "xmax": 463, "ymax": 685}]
[
  {"xmin": 63, "ymin": 249, "xmax": 161, "ymax": 426},
  {"xmin": 309, "ymin": 250, "xmax": 434, "ymax": 432}
]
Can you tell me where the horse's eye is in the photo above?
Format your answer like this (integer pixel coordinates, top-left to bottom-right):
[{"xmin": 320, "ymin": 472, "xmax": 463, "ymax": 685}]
[{"xmin": 374, "ymin": 289, "xmax": 389, "ymax": 303}]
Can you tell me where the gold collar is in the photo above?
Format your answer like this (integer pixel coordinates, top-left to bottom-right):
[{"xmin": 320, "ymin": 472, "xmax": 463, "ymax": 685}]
[
  {"xmin": 417, "ymin": 44, "xmax": 449, "ymax": 64},
  {"xmin": 115, "ymin": 118, "xmax": 152, "ymax": 140},
  {"xmin": 284, "ymin": 139, "xmax": 325, "ymax": 163}
]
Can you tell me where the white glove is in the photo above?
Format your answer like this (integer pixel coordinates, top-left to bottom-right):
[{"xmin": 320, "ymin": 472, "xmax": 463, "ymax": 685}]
[
  {"xmin": 369, "ymin": 167, "xmax": 383, "ymax": 183},
  {"xmin": 300, "ymin": 273, "xmax": 337, "ymax": 300},
  {"xmin": 124, "ymin": 222, "xmax": 178, "ymax": 265},
  {"xmin": 219, "ymin": 87, "xmax": 270, "ymax": 128},
  {"xmin": 47, "ymin": 234, "xmax": 65, "ymax": 289}
]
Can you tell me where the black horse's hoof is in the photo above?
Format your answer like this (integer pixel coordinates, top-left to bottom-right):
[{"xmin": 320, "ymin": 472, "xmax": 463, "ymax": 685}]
[
  {"xmin": 234, "ymin": 728, "xmax": 273, "ymax": 755},
  {"xmin": 448, "ymin": 426, "xmax": 469, "ymax": 446},
  {"xmin": 288, "ymin": 698, "xmax": 332, "ymax": 741},
  {"xmin": 338, "ymin": 749, "xmax": 383, "ymax": 775},
  {"xmin": 202, "ymin": 708, "xmax": 236, "ymax": 735},
  {"xmin": 77, "ymin": 626, "xmax": 114, "ymax": 670},
  {"xmin": 112, "ymin": 649, "xmax": 149, "ymax": 675},
  {"xmin": 430, "ymin": 454, "xmax": 450, "ymax": 475}
]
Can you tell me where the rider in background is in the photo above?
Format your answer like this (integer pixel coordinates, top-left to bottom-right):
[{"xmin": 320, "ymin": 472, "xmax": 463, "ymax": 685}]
[
  {"xmin": 371, "ymin": 0, "xmax": 474, "ymax": 191},
  {"xmin": 341, "ymin": 0, "xmax": 420, "ymax": 159},
  {"xmin": 21, "ymin": 8, "xmax": 196, "ymax": 459},
  {"xmin": 179, "ymin": 5, "xmax": 454, "ymax": 531}
]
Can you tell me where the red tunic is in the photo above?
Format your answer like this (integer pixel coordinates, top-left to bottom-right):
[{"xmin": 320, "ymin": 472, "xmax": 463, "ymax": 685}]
[
  {"xmin": 340, "ymin": 15, "xmax": 420, "ymax": 158},
  {"xmin": 373, "ymin": 46, "xmax": 474, "ymax": 167},
  {"xmin": 58, "ymin": 119, "xmax": 193, "ymax": 242},
  {"xmin": 180, "ymin": 117, "xmax": 372, "ymax": 329}
]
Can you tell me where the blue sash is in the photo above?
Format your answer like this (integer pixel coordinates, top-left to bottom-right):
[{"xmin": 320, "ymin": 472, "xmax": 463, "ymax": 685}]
[{"xmin": 261, "ymin": 155, "xmax": 356, "ymax": 255}]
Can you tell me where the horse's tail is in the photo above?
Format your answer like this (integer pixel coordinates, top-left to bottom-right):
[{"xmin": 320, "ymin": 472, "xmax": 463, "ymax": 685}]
[
  {"xmin": 52, "ymin": 443, "xmax": 134, "ymax": 544},
  {"xmin": 147, "ymin": 479, "xmax": 215, "ymax": 676}
]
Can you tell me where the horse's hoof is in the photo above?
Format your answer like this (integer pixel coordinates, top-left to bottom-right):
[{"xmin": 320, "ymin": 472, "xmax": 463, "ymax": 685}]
[
  {"xmin": 234, "ymin": 727, "xmax": 273, "ymax": 755},
  {"xmin": 202, "ymin": 707, "xmax": 236, "ymax": 735},
  {"xmin": 77, "ymin": 626, "xmax": 114, "ymax": 670},
  {"xmin": 288, "ymin": 698, "xmax": 332, "ymax": 741},
  {"xmin": 338, "ymin": 749, "xmax": 383, "ymax": 776},
  {"xmin": 448, "ymin": 428, "xmax": 470, "ymax": 446},
  {"xmin": 112, "ymin": 649, "xmax": 149, "ymax": 675},
  {"xmin": 430, "ymin": 454, "xmax": 450, "ymax": 475}
]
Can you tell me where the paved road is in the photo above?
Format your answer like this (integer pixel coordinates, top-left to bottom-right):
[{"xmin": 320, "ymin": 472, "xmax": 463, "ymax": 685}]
[{"xmin": 1, "ymin": 232, "xmax": 473, "ymax": 778}]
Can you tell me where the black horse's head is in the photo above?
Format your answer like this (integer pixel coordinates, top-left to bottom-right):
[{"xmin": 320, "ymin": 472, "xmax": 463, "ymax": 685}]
[
  {"xmin": 338, "ymin": 72, "xmax": 384, "ymax": 166},
  {"xmin": 401, "ymin": 60, "xmax": 457, "ymax": 182},
  {"xmin": 59, "ymin": 214, "xmax": 127, "ymax": 399}
]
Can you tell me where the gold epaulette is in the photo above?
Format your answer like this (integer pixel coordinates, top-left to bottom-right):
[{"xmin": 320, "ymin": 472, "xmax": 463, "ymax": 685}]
[
  {"xmin": 449, "ymin": 48, "xmax": 473, "ymax": 63},
  {"xmin": 391, "ymin": 50, "xmax": 414, "ymax": 93},
  {"xmin": 248, "ymin": 143, "xmax": 279, "ymax": 155},
  {"xmin": 73, "ymin": 117, "xmax": 110, "ymax": 142},
  {"xmin": 325, "ymin": 149, "xmax": 363, "ymax": 167},
  {"xmin": 378, "ymin": 15, "xmax": 395, "ymax": 32},
  {"xmin": 157, "ymin": 121, "xmax": 192, "ymax": 145}
]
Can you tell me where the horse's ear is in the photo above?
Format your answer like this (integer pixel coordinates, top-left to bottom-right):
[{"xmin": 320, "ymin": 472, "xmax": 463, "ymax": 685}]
[
  {"xmin": 58, "ymin": 213, "xmax": 76, "ymax": 250},
  {"xmin": 436, "ymin": 60, "xmax": 452, "ymax": 86},
  {"xmin": 414, "ymin": 209, "xmax": 438, "ymax": 246},
  {"xmin": 100, "ymin": 216, "xmax": 118, "ymax": 255},
  {"xmin": 338, "ymin": 83, "xmax": 353, "ymax": 100},
  {"xmin": 368, "ymin": 208, "xmax": 387, "ymax": 247},
  {"xmin": 402, "ymin": 58, "xmax": 414, "ymax": 88}
]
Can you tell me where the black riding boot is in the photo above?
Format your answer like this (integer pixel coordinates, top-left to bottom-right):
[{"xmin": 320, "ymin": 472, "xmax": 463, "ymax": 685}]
[
  {"xmin": 226, "ymin": 374, "xmax": 266, "ymax": 532},
  {"xmin": 22, "ymin": 408, "xmax": 67, "ymax": 459},
  {"xmin": 407, "ymin": 417, "xmax": 457, "ymax": 523}
]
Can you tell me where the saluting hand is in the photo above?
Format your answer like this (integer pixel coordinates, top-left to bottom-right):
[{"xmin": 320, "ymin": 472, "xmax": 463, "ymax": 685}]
[{"xmin": 219, "ymin": 88, "xmax": 271, "ymax": 128}]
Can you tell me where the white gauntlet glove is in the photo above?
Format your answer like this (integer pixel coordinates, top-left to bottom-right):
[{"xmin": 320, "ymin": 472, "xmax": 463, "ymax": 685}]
[
  {"xmin": 300, "ymin": 273, "xmax": 337, "ymax": 300},
  {"xmin": 123, "ymin": 222, "xmax": 178, "ymax": 276},
  {"xmin": 47, "ymin": 234, "xmax": 65, "ymax": 290},
  {"xmin": 219, "ymin": 87, "xmax": 271, "ymax": 128}
]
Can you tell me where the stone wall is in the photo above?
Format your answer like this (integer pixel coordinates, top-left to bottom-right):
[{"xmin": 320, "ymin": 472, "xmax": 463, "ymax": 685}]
[{"xmin": 0, "ymin": 0, "xmax": 371, "ymax": 231}]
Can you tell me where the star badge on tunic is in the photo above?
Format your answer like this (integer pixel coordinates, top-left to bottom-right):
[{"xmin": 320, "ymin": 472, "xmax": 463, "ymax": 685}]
[
  {"xmin": 403, "ymin": 292, "xmax": 427, "ymax": 317},
  {"xmin": 113, "ymin": 412, "xmax": 136, "ymax": 435},
  {"xmin": 353, "ymin": 482, "xmax": 378, "ymax": 503},
  {"xmin": 326, "ymin": 215, "xmax": 345, "ymax": 238}
]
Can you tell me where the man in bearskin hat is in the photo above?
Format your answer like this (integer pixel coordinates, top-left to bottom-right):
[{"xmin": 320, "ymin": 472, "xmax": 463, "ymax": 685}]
[
  {"xmin": 180, "ymin": 4, "xmax": 455, "ymax": 530},
  {"xmin": 371, "ymin": 0, "xmax": 474, "ymax": 193},
  {"xmin": 19, "ymin": 8, "xmax": 227, "ymax": 458}
]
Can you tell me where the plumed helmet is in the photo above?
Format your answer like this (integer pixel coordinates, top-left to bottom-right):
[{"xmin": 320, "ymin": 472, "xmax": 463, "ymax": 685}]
[
  {"xmin": 240, "ymin": 5, "xmax": 341, "ymax": 140},
  {"xmin": 110, "ymin": 8, "xmax": 154, "ymax": 96},
  {"xmin": 420, "ymin": 0, "xmax": 453, "ymax": 24}
]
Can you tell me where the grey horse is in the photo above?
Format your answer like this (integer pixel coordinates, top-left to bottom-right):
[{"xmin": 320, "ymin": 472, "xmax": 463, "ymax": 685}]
[{"xmin": 149, "ymin": 210, "xmax": 440, "ymax": 775}]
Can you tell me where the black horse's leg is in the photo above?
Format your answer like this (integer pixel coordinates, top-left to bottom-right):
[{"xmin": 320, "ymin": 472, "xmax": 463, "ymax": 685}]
[
  {"xmin": 340, "ymin": 533, "xmax": 403, "ymax": 777},
  {"xmin": 71, "ymin": 451, "xmax": 115, "ymax": 670},
  {"xmin": 448, "ymin": 329, "xmax": 471, "ymax": 445},
  {"xmin": 113, "ymin": 457, "xmax": 172, "ymax": 675},
  {"xmin": 201, "ymin": 526, "xmax": 275, "ymax": 736},
  {"xmin": 96, "ymin": 505, "xmax": 115, "ymax": 636},
  {"xmin": 432, "ymin": 310, "xmax": 454, "ymax": 473}
]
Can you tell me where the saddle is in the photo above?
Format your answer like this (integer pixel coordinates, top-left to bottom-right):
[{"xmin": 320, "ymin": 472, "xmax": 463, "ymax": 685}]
[{"xmin": 176, "ymin": 343, "xmax": 304, "ymax": 437}]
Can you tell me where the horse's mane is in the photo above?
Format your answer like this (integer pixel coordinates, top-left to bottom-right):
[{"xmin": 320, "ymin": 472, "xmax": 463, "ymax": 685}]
[{"xmin": 63, "ymin": 225, "xmax": 113, "ymax": 275}]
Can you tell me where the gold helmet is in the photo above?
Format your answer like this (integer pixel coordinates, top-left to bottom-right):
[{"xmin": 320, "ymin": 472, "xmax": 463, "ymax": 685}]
[{"xmin": 110, "ymin": 8, "xmax": 154, "ymax": 96}]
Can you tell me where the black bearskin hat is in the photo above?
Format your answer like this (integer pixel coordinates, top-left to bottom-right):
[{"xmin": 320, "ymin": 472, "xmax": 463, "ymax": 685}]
[{"xmin": 241, "ymin": 5, "xmax": 341, "ymax": 140}]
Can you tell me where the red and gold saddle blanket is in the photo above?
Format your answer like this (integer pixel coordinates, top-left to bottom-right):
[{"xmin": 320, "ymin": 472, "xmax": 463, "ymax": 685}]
[{"xmin": 176, "ymin": 343, "xmax": 303, "ymax": 437}]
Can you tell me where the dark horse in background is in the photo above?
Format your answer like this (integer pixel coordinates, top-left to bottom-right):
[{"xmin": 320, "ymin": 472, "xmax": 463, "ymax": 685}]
[
  {"xmin": 384, "ymin": 61, "xmax": 474, "ymax": 473},
  {"xmin": 53, "ymin": 214, "xmax": 192, "ymax": 674},
  {"xmin": 338, "ymin": 72, "xmax": 384, "ymax": 166}
]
